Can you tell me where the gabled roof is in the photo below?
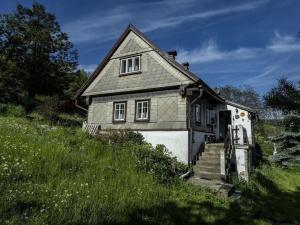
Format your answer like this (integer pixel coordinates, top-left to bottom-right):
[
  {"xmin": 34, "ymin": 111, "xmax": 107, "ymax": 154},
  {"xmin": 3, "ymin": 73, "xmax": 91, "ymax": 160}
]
[
  {"xmin": 75, "ymin": 24, "xmax": 223, "ymax": 102},
  {"xmin": 226, "ymin": 100, "xmax": 257, "ymax": 114}
]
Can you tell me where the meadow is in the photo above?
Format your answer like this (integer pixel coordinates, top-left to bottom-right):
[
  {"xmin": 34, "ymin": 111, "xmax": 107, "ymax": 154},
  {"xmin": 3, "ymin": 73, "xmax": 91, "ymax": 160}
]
[{"xmin": 0, "ymin": 114, "xmax": 299, "ymax": 225}]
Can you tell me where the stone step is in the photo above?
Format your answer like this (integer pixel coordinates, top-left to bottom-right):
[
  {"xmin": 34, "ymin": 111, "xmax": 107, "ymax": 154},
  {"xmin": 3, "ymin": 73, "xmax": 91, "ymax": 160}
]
[
  {"xmin": 196, "ymin": 171, "xmax": 223, "ymax": 180},
  {"xmin": 202, "ymin": 151, "xmax": 220, "ymax": 156},
  {"xmin": 204, "ymin": 148, "xmax": 223, "ymax": 153},
  {"xmin": 200, "ymin": 155, "xmax": 220, "ymax": 161},
  {"xmin": 187, "ymin": 175, "xmax": 235, "ymax": 197},
  {"xmin": 196, "ymin": 165, "xmax": 220, "ymax": 173},
  {"xmin": 205, "ymin": 143, "xmax": 224, "ymax": 147},
  {"xmin": 197, "ymin": 161, "xmax": 220, "ymax": 168}
]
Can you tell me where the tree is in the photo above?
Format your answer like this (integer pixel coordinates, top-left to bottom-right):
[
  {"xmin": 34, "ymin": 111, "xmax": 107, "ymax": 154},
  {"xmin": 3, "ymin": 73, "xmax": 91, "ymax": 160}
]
[
  {"xmin": 0, "ymin": 55, "xmax": 23, "ymax": 103},
  {"xmin": 264, "ymin": 78, "xmax": 300, "ymax": 167},
  {"xmin": 0, "ymin": 2, "xmax": 78, "ymax": 101},
  {"xmin": 216, "ymin": 85, "xmax": 262, "ymax": 110}
]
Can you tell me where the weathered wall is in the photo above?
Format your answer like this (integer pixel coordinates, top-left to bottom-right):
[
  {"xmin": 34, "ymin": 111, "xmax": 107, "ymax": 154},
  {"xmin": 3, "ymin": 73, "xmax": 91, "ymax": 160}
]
[
  {"xmin": 83, "ymin": 31, "xmax": 193, "ymax": 96},
  {"xmin": 88, "ymin": 89, "xmax": 188, "ymax": 130},
  {"xmin": 188, "ymin": 96, "xmax": 217, "ymax": 134}
]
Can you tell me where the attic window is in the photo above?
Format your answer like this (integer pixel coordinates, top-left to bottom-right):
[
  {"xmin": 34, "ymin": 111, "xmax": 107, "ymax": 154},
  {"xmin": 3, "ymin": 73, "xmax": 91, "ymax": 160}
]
[{"xmin": 120, "ymin": 56, "xmax": 140, "ymax": 75}]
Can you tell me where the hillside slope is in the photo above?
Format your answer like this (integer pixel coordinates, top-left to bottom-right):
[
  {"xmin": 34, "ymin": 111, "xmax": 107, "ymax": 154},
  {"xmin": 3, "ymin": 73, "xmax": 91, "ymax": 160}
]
[{"xmin": 0, "ymin": 116, "xmax": 299, "ymax": 225}]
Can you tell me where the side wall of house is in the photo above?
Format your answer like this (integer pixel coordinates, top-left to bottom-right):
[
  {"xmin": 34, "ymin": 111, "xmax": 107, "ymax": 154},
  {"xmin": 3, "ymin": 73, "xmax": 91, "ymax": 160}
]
[
  {"xmin": 87, "ymin": 89, "xmax": 187, "ymax": 130},
  {"xmin": 217, "ymin": 104, "xmax": 254, "ymax": 145},
  {"xmin": 188, "ymin": 97, "xmax": 217, "ymax": 161}
]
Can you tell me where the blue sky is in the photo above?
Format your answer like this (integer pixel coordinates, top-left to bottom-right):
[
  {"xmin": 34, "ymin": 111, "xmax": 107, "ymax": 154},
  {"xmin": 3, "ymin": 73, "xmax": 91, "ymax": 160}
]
[{"xmin": 1, "ymin": 0, "xmax": 300, "ymax": 94}]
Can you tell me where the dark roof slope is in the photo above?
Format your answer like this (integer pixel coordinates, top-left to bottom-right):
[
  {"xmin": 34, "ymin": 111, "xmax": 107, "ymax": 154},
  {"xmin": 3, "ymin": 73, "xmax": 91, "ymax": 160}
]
[
  {"xmin": 75, "ymin": 24, "xmax": 223, "ymax": 102},
  {"xmin": 226, "ymin": 100, "xmax": 257, "ymax": 113}
]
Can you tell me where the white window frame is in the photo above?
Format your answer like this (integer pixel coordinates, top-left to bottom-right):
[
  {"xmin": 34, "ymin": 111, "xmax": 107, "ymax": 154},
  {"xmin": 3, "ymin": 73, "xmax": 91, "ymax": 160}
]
[
  {"xmin": 113, "ymin": 102, "xmax": 126, "ymax": 122},
  {"xmin": 135, "ymin": 100, "xmax": 149, "ymax": 121},
  {"xmin": 195, "ymin": 104, "xmax": 201, "ymax": 123},
  {"xmin": 120, "ymin": 56, "xmax": 141, "ymax": 75}
]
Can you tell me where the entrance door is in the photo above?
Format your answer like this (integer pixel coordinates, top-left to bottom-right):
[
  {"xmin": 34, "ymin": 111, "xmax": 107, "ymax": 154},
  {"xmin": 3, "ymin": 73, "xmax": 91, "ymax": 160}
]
[{"xmin": 219, "ymin": 111, "xmax": 231, "ymax": 142}]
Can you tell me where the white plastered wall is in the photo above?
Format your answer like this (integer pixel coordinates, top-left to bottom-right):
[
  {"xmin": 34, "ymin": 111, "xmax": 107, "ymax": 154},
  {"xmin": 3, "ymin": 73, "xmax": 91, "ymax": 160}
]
[
  {"xmin": 217, "ymin": 103, "xmax": 254, "ymax": 145},
  {"xmin": 140, "ymin": 131, "xmax": 189, "ymax": 164}
]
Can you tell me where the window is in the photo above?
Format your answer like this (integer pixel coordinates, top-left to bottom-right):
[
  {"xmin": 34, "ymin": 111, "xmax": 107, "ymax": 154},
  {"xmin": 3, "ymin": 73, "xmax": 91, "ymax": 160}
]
[
  {"xmin": 135, "ymin": 100, "xmax": 150, "ymax": 121},
  {"xmin": 113, "ymin": 102, "xmax": 126, "ymax": 122},
  {"xmin": 120, "ymin": 56, "xmax": 141, "ymax": 74},
  {"xmin": 195, "ymin": 104, "xmax": 201, "ymax": 123},
  {"xmin": 206, "ymin": 107, "xmax": 216, "ymax": 126}
]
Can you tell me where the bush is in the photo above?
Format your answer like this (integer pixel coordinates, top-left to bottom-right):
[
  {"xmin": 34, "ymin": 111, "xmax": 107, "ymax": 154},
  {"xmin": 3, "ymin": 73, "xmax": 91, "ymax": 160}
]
[
  {"xmin": 96, "ymin": 129, "xmax": 145, "ymax": 145},
  {"xmin": 35, "ymin": 95, "xmax": 60, "ymax": 122},
  {"xmin": 96, "ymin": 130, "xmax": 187, "ymax": 183},
  {"xmin": 0, "ymin": 103, "xmax": 25, "ymax": 117},
  {"xmin": 134, "ymin": 144, "xmax": 188, "ymax": 183}
]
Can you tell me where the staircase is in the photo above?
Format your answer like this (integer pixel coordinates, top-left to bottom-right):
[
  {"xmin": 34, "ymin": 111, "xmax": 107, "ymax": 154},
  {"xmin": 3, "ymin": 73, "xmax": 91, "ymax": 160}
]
[
  {"xmin": 188, "ymin": 143, "xmax": 235, "ymax": 197},
  {"xmin": 193, "ymin": 143, "xmax": 225, "ymax": 180}
]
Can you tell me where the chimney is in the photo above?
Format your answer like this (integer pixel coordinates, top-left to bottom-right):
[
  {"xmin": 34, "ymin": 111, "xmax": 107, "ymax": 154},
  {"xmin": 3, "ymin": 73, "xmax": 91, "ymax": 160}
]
[
  {"xmin": 182, "ymin": 62, "xmax": 189, "ymax": 70},
  {"xmin": 167, "ymin": 50, "xmax": 177, "ymax": 60}
]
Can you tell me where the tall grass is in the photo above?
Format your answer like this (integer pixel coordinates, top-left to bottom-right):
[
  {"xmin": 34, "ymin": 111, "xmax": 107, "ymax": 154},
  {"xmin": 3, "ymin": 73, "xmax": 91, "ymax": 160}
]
[
  {"xmin": 0, "ymin": 116, "xmax": 299, "ymax": 225},
  {"xmin": 0, "ymin": 117, "xmax": 225, "ymax": 225}
]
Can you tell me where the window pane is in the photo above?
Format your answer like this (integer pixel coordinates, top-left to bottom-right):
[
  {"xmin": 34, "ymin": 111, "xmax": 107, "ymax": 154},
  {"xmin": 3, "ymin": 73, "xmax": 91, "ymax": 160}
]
[
  {"xmin": 114, "ymin": 103, "xmax": 126, "ymax": 121},
  {"xmin": 127, "ymin": 59, "xmax": 132, "ymax": 72},
  {"xmin": 136, "ymin": 101, "xmax": 149, "ymax": 119},
  {"xmin": 196, "ymin": 104, "xmax": 200, "ymax": 122},
  {"xmin": 134, "ymin": 57, "xmax": 140, "ymax": 71},
  {"xmin": 121, "ymin": 60, "xmax": 126, "ymax": 73}
]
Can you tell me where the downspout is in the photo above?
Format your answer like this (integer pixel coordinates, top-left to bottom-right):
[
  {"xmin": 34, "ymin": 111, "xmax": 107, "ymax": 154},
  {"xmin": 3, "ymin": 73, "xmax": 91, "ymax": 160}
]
[
  {"xmin": 75, "ymin": 99, "xmax": 88, "ymax": 112},
  {"xmin": 187, "ymin": 86, "xmax": 204, "ymax": 166}
]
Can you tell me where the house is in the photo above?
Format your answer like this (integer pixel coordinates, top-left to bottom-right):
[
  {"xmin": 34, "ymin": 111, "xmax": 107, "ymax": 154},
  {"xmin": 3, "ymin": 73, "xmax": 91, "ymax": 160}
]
[{"xmin": 75, "ymin": 24, "xmax": 257, "ymax": 181}]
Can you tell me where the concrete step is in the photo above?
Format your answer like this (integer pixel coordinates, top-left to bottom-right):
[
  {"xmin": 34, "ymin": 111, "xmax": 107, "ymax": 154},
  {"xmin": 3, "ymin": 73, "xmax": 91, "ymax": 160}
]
[
  {"xmin": 197, "ymin": 161, "xmax": 220, "ymax": 168},
  {"xmin": 187, "ymin": 175, "xmax": 235, "ymax": 197},
  {"xmin": 202, "ymin": 151, "xmax": 220, "ymax": 156},
  {"xmin": 200, "ymin": 155, "xmax": 220, "ymax": 161},
  {"xmin": 195, "ymin": 171, "xmax": 223, "ymax": 180},
  {"xmin": 205, "ymin": 143, "xmax": 224, "ymax": 147},
  {"xmin": 196, "ymin": 165, "xmax": 220, "ymax": 173}
]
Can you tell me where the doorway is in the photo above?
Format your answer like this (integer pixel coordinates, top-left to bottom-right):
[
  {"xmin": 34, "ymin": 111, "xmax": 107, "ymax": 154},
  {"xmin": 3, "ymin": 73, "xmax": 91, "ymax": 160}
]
[{"xmin": 219, "ymin": 111, "xmax": 231, "ymax": 142}]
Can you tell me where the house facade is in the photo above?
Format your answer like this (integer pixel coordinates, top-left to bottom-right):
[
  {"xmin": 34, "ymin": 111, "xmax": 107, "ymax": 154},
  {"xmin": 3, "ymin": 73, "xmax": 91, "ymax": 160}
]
[{"xmin": 75, "ymin": 24, "xmax": 256, "ymax": 178}]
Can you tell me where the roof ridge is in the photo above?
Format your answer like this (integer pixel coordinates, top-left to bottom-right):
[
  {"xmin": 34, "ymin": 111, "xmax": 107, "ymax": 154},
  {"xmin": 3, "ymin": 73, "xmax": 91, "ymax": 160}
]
[{"xmin": 75, "ymin": 23, "xmax": 223, "ymax": 102}]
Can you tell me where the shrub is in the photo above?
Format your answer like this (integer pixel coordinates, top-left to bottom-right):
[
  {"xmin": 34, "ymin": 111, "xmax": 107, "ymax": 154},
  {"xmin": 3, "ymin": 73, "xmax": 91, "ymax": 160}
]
[
  {"xmin": 95, "ymin": 130, "xmax": 187, "ymax": 183},
  {"xmin": 95, "ymin": 129, "xmax": 144, "ymax": 145},
  {"xmin": 134, "ymin": 144, "xmax": 188, "ymax": 183},
  {"xmin": 35, "ymin": 95, "xmax": 60, "ymax": 122},
  {"xmin": 0, "ymin": 103, "xmax": 25, "ymax": 117}
]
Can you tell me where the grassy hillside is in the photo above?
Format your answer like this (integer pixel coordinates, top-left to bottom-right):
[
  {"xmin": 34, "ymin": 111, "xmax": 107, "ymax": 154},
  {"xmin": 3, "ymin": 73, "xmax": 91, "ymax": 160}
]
[{"xmin": 0, "ymin": 116, "xmax": 299, "ymax": 225}]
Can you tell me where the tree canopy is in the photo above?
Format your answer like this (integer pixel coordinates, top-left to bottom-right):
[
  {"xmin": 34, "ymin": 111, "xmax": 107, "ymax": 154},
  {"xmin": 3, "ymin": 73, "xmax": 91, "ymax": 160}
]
[
  {"xmin": 216, "ymin": 85, "xmax": 262, "ymax": 110},
  {"xmin": 264, "ymin": 78, "xmax": 300, "ymax": 167},
  {"xmin": 0, "ymin": 2, "xmax": 78, "ymax": 104}
]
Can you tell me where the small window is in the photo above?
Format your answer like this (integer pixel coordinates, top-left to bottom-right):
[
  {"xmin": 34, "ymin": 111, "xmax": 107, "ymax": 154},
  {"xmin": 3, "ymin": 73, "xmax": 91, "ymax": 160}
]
[
  {"xmin": 195, "ymin": 104, "xmax": 201, "ymax": 123},
  {"xmin": 135, "ymin": 100, "xmax": 150, "ymax": 121},
  {"xmin": 113, "ymin": 102, "xmax": 126, "ymax": 122},
  {"xmin": 206, "ymin": 107, "xmax": 216, "ymax": 125},
  {"xmin": 120, "ymin": 56, "xmax": 141, "ymax": 74}
]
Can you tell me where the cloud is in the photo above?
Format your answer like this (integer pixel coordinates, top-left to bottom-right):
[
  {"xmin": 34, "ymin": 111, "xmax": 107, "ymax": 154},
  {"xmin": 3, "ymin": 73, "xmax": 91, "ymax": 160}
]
[
  {"xmin": 177, "ymin": 39, "xmax": 260, "ymax": 63},
  {"xmin": 63, "ymin": 0, "xmax": 269, "ymax": 44},
  {"xmin": 177, "ymin": 31, "xmax": 300, "ymax": 64},
  {"xmin": 78, "ymin": 64, "xmax": 98, "ymax": 73},
  {"xmin": 268, "ymin": 31, "xmax": 300, "ymax": 52},
  {"xmin": 142, "ymin": 0, "xmax": 269, "ymax": 32}
]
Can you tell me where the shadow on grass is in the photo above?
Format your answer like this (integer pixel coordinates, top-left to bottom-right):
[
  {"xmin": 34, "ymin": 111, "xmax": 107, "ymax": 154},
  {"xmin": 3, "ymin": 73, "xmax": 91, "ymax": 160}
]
[{"xmin": 125, "ymin": 171, "xmax": 300, "ymax": 225}]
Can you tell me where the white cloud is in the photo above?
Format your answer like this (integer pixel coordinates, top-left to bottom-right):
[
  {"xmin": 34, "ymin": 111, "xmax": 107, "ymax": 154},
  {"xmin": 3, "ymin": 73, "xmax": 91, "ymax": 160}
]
[
  {"xmin": 177, "ymin": 31, "xmax": 300, "ymax": 64},
  {"xmin": 63, "ymin": 0, "xmax": 269, "ymax": 44},
  {"xmin": 268, "ymin": 31, "xmax": 300, "ymax": 52},
  {"xmin": 177, "ymin": 39, "xmax": 260, "ymax": 63},
  {"xmin": 143, "ymin": 0, "xmax": 269, "ymax": 32},
  {"xmin": 78, "ymin": 64, "xmax": 98, "ymax": 73}
]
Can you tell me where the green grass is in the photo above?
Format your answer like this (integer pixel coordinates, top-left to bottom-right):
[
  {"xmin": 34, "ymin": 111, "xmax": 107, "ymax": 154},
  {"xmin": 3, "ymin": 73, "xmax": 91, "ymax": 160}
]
[{"xmin": 0, "ymin": 116, "xmax": 299, "ymax": 225}]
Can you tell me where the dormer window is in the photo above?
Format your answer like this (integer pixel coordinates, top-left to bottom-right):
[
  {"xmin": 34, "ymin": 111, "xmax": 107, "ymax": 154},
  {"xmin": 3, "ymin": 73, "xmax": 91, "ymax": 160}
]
[{"xmin": 120, "ymin": 56, "xmax": 141, "ymax": 75}]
